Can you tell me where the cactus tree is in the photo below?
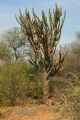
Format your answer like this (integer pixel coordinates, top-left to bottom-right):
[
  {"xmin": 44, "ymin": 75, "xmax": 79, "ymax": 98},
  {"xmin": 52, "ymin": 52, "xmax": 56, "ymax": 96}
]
[{"xmin": 16, "ymin": 3, "xmax": 68, "ymax": 103}]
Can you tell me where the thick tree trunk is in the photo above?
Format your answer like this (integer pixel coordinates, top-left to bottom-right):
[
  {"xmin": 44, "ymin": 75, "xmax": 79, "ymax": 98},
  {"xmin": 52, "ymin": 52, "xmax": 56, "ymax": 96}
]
[
  {"xmin": 42, "ymin": 72, "xmax": 50, "ymax": 103},
  {"xmin": 42, "ymin": 79, "xmax": 50, "ymax": 103}
]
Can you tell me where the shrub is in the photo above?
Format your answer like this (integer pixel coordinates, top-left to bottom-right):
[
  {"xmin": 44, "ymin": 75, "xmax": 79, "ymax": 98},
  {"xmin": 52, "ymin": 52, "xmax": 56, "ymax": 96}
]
[{"xmin": 0, "ymin": 61, "xmax": 43, "ymax": 106}]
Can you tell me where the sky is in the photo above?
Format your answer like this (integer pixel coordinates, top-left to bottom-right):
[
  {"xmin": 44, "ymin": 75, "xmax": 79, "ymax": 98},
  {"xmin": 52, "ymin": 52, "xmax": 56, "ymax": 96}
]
[{"xmin": 0, "ymin": 0, "xmax": 80, "ymax": 44}]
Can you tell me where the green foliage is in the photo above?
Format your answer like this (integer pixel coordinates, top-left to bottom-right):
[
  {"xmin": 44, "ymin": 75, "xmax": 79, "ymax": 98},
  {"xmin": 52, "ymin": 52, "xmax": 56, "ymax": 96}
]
[
  {"xmin": 26, "ymin": 80, "xmax": 43, "ymax": 99},
  {"xmin": 0, "ymin": 62, "xmax": 27, "ymax": 106},
  {"xmin": 0, "ymin": 61, "xmax": 43, "ymax": 106},
  {"xmin": 0, "ymin": 41, "xmax": 10, "ymax": 62}
]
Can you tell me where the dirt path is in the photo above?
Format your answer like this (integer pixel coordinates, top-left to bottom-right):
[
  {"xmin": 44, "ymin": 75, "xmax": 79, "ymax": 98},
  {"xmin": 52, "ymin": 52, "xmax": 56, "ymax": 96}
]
[{"xmin": 0, "ymin": 105, "xmax": 61, "ymax": 120}]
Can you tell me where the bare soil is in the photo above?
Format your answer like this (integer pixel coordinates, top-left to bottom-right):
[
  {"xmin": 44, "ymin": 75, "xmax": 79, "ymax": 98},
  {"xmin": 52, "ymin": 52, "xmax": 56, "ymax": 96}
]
[{"xmin": 0, "ymin": 104, "xmax": 61, "ymax": 120}]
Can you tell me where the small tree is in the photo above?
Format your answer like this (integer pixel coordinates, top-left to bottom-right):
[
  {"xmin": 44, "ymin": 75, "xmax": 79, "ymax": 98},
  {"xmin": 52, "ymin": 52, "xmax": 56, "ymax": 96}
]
[
  {"xmin": 1, "ymin": 27, "xmax": 30, "ymax": 61},
  {"xmin": 16, "ymin": 3, "xmax": 68, "ymax": 103}
]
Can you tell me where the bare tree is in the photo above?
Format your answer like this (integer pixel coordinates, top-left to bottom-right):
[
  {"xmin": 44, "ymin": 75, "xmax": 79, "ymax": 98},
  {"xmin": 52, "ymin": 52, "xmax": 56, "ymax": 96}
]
[
  {"xmin": 16, "ymin": 3, "xmax": 68, "ymax": 103},
  {"xmin": 70, "ymin": 32, "xmax": 80, "ymax": 73},
  {"xmin": 62, "ymin": 32, "xmax": 80, "ymax": 77}
]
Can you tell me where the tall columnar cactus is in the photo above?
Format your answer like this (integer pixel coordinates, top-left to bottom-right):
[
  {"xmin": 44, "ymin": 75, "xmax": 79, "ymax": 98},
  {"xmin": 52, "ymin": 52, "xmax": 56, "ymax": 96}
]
[{"xmin": 16, "ymin": 3, "xmax": 68, "ymax": 103}]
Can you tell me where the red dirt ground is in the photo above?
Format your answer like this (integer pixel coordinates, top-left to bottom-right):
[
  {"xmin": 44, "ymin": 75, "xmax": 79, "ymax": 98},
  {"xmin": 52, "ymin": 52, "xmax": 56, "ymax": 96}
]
[{"xmin": 0, "ymin": 104, "xmax": 61, "ymax": 120}]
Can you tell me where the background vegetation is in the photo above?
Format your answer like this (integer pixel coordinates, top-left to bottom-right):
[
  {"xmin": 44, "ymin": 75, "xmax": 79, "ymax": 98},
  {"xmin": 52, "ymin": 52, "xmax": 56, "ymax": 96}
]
[{"xmin": 0, "ymin": 28, "xmax": 80, "ymax": 119}]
